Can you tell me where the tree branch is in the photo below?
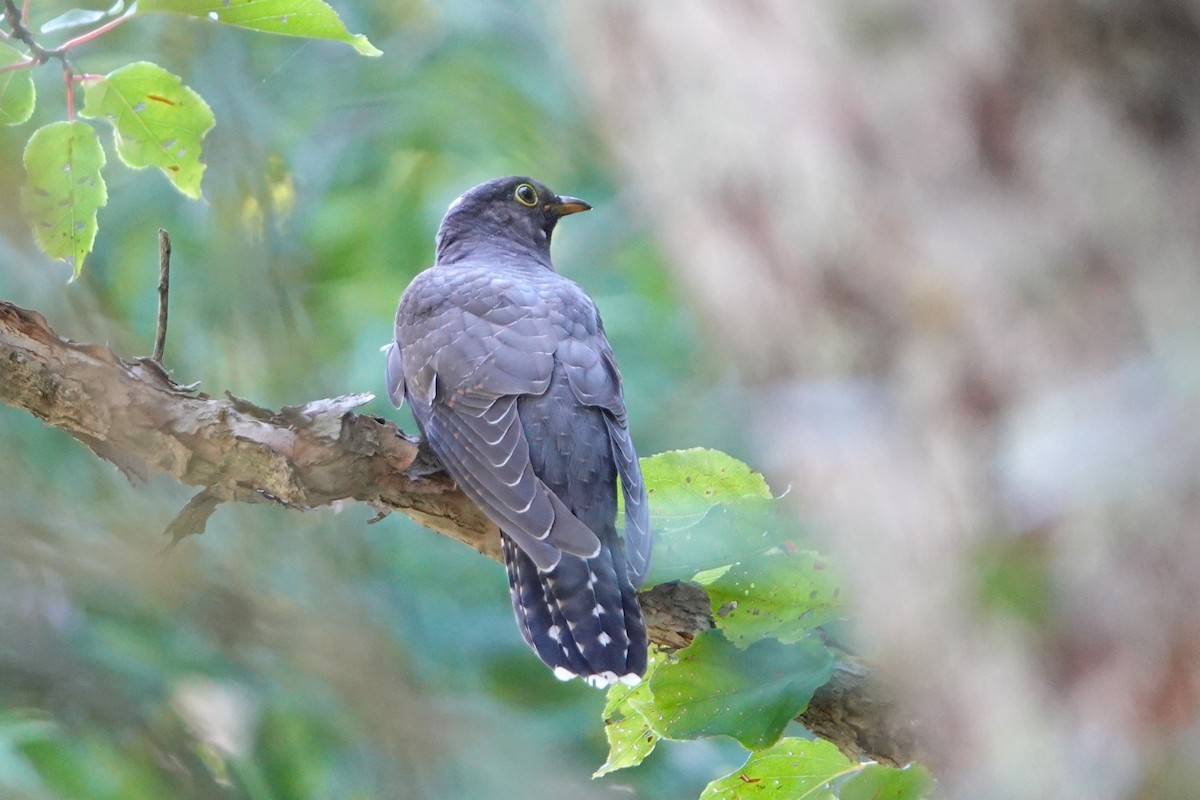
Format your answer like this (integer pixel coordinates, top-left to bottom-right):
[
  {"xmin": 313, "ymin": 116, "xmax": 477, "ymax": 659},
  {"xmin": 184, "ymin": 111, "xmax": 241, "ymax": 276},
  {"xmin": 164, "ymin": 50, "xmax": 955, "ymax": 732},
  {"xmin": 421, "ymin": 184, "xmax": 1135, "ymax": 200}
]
[{"xmin": 0, "ymin": 298, "xmax": 916, "ymax": 766}]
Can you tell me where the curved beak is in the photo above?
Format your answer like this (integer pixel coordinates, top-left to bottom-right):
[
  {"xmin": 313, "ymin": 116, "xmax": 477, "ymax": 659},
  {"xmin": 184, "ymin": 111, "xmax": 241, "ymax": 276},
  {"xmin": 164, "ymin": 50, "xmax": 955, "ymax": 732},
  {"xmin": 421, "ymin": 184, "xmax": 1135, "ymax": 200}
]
[{"xmin": 546, "ymin": 195, "xmax": 592, "ymax": 217}]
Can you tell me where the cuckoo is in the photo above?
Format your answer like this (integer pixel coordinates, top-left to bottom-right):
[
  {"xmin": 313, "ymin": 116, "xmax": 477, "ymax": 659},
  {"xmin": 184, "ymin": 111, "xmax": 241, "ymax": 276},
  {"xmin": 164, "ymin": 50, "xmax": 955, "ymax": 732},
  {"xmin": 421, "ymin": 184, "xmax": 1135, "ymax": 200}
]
[{"xmin": 386, "ymin": 177, "xmax": 651, "ymax": 687}]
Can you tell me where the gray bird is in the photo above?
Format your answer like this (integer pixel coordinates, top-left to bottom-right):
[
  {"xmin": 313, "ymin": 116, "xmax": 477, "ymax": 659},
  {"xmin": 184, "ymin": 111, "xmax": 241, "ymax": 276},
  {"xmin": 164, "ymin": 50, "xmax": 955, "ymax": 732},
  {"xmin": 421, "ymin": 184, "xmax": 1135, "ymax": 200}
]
[{"xmin": 386, "ymin": 177, "xmax": 651, "ymax": 687}]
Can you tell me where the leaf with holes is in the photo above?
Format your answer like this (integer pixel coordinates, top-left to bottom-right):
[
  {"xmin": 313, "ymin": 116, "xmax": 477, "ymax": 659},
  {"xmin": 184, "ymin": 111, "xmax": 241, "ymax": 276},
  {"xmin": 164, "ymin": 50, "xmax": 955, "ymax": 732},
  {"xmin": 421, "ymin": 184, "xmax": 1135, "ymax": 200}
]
[
  {"xmin": 138, "ymin": 0, "xmax": 381, "ymax": 56},
  {"xmin": 0, "ymin": 42, "xmax": 35, "ymax": 126},
  {"xmin": 80, "ymin": 62, "xmax": 214, "ymax": 199},
  {"xmin": 708, "ymin": 551, "xmax": 847, "ymax": 648},
  {"xmin": 22, "ymin": 121, "xmax": 108, "ymax": 278},
  {"xmin": 638, "ymin": 629, "xmax": 834, "ymax": 750},
  {"xmin": 699, "ymin": 737, "xmax": 857, "ymax": 800},
  {"xmin": 594, "ymin": 650, "xmax": 661, "ymax": 777}
]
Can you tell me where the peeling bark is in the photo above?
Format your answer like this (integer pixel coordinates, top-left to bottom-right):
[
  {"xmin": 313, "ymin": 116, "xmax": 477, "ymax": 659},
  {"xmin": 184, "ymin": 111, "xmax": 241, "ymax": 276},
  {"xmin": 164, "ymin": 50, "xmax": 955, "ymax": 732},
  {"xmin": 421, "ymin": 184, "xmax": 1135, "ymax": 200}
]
[{"xmin": 0, "ymin": 298, "xmax": 916, "ymax": 766}]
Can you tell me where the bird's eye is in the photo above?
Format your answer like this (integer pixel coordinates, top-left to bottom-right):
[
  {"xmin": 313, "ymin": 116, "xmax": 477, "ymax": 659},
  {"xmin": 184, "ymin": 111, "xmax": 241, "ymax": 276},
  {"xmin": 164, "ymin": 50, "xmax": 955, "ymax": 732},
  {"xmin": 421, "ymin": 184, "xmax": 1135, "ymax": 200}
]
[{"xmin": 514, "ymin": 183, "xmax": 539, "ymax": 207}]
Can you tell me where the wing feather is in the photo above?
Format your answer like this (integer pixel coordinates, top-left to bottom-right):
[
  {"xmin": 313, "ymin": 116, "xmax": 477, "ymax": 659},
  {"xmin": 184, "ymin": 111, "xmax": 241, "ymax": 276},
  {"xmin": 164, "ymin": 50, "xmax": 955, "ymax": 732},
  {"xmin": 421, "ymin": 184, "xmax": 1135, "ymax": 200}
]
[
  {"xmin": 559, "ymin": 328, "xmax": 652, "ymax": 584},
  {"xmin": 606, "ymin": 416, "xmax": 651, "ymax": 586},
  {"xmin": 383, "ymin": 342, "xmax": 405, "ymax": 408},
  {"xmin": 421, "ymin": 395, "xmax": 602, "ymax": 564},
  {"xmin": 393, "ymin": 265, "xmax": 634, "ymax": 574}
]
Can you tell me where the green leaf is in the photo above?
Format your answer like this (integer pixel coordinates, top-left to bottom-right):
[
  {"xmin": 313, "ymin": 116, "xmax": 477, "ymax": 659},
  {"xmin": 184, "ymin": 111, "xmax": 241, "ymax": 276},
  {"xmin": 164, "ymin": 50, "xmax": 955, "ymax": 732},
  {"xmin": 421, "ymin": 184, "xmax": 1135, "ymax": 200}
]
[
  {"xmin": 593, "ymin": 650, "xmax": 661, "ymax": 777},
  {"xmin": 22, "ymin": 121, "xmax": 108, "ymax": 278},
  {"xmin": 0, "ymin": 42, "xmax": 35, "ymax": 125},
  {"xmin": 80, "ymin": 62, "xmax": 214, "ymax": 199},
  {"xmin": 700, "ymin": 737, "xmax": 857, "ymax": 800},
  {"xmin": 708, "ymin": 552, "xmax": 847, "ymax": 647},
  {"xmin": 641, "ymin": 449, "xmax": 803, "ymax": 585},
  {"xmin": 647, "ymin": 499, "xmax": 800, "ymax": 585},
  {"xmin": 839, "ymin": 763, "xmax": 933, "ymax": 800},
  {"xmin": 639, "ymin": 629, "xmax": 834, "ymax": 750},
  {"xmin": 138, "ymin": 0, "xmax": 382, "ymax": 56},
  {"xmin": 643, "ymin": 448, "xmax": 772, "ymax": 530}
]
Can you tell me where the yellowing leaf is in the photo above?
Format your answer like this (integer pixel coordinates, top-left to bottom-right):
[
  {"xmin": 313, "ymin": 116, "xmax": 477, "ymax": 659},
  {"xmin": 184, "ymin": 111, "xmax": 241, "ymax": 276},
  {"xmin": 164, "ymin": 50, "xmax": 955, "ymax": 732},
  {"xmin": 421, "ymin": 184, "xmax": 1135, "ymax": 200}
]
[
  {"xmin": 594, "ymin": 650, "xmax": 661, "ymax": 777},
  {"xmin": 138, "ymin": 0, "xmax": 381, "ymax": 56},
  {"xmin": 0, "ymin": 43, "xmax": 35, "ymax": 126},
  {"xmin": 80, "ymin": 62, "xmax": 215, "ymax": 199},
  {"xmin": 22, "ymin": 121, "xmax": 108, "ymax": 278}
]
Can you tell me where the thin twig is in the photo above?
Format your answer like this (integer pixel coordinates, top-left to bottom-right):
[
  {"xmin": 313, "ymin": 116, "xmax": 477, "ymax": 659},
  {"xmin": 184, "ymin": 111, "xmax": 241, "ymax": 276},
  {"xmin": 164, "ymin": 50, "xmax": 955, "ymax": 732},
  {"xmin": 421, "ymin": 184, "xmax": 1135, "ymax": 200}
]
[
  {"xmin": 0, "ymin": 57, "xmax": 34, "ymax": 73},
  {"xmin": 3, "ymin": 0, "xmax": 133, "ymax": 68},
  {"xmin": 57, "ymin": 8, "xmax": 134, "ymax": 51},
  {"xmin": 62, "ymin": 64, "xmax": 74, "ymax": 120},
  {"xmin": 3, "ymin": 0, "xmax": 55, "ymax": 63},
  {"xmin": 153, "ymin": 229, "xmax": 171, "ymax": 363}
]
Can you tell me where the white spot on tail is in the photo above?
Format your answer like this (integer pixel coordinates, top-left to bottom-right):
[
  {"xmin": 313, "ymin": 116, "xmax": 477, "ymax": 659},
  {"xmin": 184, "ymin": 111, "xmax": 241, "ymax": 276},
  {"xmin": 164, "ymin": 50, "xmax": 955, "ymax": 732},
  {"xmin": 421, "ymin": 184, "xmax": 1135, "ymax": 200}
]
[
  {"xmin": 598, "ymin": 632, "xmax": 612, "ymax": 646},
  {"xmin": 583, "ymin": 671, "xmax": 621, "ymax": 689},
  {"xmin": 548, "ymin": 625, "xmax": 562, "ymax": 643},
  {"xmin": 552, "ymin": 667, "xmax": 577, "ymax": 681},
  {"xmin": 619, "ymin": 673, "xmax": 642, "ymax": 687},
  {"xmin": 593, "ymin": 605, "xmax": 605, "ymax": 617}
]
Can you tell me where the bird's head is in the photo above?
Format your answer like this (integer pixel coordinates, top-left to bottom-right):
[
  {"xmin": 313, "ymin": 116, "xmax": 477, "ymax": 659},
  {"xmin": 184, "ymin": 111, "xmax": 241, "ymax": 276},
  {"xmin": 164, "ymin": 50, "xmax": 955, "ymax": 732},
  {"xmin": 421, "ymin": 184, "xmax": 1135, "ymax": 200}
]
[{"xmin": 434, "ymin": 176, "xmax": 591, "ymax": 266}]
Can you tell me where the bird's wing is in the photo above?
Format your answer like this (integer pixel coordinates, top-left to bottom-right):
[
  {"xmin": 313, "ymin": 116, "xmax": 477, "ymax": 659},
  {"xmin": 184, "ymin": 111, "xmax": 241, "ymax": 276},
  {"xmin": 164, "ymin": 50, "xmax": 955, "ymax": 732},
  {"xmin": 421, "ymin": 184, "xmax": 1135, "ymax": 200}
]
[
  {"xmin": 383, "ymin": 342, "xmax": 405, "ymax": 408},
  {"xmin": 557, "ymin": 328, "xmax": 652, "ymax": 587},
  {"xmin": 394, "ymin": 269, "xmax": 602, "ymax": 569}
]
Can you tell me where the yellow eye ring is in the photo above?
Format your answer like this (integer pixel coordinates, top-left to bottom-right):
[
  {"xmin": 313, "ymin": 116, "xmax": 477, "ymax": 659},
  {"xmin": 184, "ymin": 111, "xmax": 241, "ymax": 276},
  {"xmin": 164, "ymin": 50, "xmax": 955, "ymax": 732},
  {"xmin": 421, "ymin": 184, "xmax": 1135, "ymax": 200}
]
[{"xmin": 514, "ymin": 183, "xmax": 539, "ymax": 207}]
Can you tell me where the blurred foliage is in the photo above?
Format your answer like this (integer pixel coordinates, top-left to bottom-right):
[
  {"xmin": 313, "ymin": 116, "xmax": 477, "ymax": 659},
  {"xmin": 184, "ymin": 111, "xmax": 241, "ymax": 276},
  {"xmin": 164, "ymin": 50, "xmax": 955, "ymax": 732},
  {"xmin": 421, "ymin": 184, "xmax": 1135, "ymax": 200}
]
[{"xmin": 0, "ymin": 0, "xmax": 785, "ymax": 797}]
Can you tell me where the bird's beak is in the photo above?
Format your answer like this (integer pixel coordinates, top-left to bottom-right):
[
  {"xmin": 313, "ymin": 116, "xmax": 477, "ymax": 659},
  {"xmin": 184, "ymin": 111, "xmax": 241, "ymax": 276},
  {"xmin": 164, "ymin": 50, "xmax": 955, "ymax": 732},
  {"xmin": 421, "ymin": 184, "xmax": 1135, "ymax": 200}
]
[{"xmin": 546, "ymin": 196, "xmax": 592, "ymax": 217}]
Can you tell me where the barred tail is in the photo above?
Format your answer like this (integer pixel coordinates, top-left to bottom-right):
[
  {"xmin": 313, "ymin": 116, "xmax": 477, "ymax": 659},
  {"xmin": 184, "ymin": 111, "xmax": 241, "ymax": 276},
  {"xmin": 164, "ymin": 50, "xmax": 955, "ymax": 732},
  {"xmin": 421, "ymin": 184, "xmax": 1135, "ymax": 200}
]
[{"xmin": 502, "ymin": 533, "xmax": 647, "ymax": 687}]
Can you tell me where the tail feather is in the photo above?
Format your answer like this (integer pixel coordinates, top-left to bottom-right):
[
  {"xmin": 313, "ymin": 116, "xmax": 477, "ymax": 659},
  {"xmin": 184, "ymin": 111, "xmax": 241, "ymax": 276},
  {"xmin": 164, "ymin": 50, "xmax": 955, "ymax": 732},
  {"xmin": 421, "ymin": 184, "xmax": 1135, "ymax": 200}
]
[{"xmin": 503, "ymin": 532, "xmax": 647, "ymax": 687}]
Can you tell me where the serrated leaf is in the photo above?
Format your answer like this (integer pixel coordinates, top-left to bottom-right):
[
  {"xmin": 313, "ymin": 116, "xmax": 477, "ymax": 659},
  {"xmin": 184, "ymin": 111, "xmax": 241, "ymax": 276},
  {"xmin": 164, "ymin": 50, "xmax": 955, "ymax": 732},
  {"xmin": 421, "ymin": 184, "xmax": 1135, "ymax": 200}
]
[
  {"xmin": 79, "ymin": 62, "xmax": 214, "ymax": 198},
  {"xmin": 700, "ymin": 738, "xmax": 857, "ymax": 800},
  {"xmin": 137, "ymin": 0, "xmax": 381, "ymax": 56},
  {"xmin": 638, "ymin": 629, "xmax": 834, "ymax": 750},
  {"xmin": 22, "ymin": 121, "xmax": 108, "ymax": 277},
  {"xmin": 0, "ymin": 43, "xmax": 35, "ymax": 125},
  {"xmin": 839, "ymin": 763, "xmax": 933, "ymax": 800},
  {"xmin": 594, "ymin": 650, "xmax": 661, "ymax": 777},
  {"xmin": 708, "ymin": 552, "xmax": 847, "ymax": 647}
]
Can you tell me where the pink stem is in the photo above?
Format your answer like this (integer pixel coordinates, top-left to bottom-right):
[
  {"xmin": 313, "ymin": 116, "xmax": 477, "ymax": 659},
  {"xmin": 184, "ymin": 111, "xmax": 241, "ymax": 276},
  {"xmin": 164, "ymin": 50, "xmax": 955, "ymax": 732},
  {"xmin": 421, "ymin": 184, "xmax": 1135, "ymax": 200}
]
[
  {"xmin": 58, "ymin": 11, "xmax": 132, "ymax": 51},
  {"xmin": 0, "ymin": 57, "xmax": 34, "ymax": 73},
  {"xmin": 63, "ymin": 65, "xmax": 74, "ymax": 121}
]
